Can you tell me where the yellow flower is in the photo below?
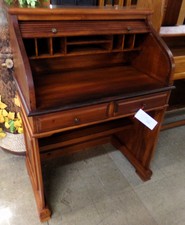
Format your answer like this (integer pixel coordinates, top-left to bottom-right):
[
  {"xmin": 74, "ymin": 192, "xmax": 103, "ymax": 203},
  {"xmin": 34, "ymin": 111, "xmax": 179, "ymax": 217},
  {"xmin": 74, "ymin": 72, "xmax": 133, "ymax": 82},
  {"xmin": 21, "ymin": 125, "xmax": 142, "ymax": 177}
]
[
  {"xmin": 0, "ymin": 115, "xmax": 5, "ymax": 123},
  {"xmin": 0, "ymin": 132, "xmax": 6, "ymax": 138},
  {"xmin": 5, "ymin": 121, "xmax": 10, "ymax": 129},
  {"xmin": 4, "ymin": 117, "xmax": 9, "ymax": 123},
  {"xmin": 2, "ymin": 109, "xmax": 8, "ymax": 117},
  {"xmin": 0, "ymin": 95, "xmax": 23, "ymax": 137},
  {"xmin": 0, "ymin": 101, "xmax": 7, "ymax": 109},
  {"xmin": 14, "ymin": 95, "xmax": 21, "ymax": 107},
  {"xmin": 8, "ymin": 112, "xmax": 15, "ymax": 120},
  {"xmin": 17, "ymin": 112, "xmax": 21, "ymax": 119},
  {"xmin": 0, "ymin": 127, "xmax": 6, "ymax": 138},
  {"xmin": 14, "ymin": 120, "xmax": 22, "ymax": 128},
  {"xmin": 18, "ymin": 127, "xmax": 23, "ymax": 134}
]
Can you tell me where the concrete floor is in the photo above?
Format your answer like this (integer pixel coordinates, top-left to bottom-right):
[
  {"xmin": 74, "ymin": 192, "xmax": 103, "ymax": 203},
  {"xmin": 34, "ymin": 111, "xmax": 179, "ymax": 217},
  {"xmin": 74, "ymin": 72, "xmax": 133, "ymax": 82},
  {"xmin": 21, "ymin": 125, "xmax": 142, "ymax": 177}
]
[{"xmin": 1, "ymin": 125, "xmax": 185, "ymax": 225}]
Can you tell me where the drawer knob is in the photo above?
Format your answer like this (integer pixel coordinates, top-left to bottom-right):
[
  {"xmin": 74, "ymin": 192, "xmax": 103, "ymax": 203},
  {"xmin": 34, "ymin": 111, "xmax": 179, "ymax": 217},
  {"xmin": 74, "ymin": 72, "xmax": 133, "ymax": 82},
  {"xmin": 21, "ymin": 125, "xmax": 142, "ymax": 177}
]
[
  {"xmin": 51, "ymin": 28, "xmax": 57, "ymax": 34},
  {"xmin": 142, "ymin": 103, "xmax": 147, "ymax": 109},
  {"xmin": 74, "ymin": 117, "xmax": 80, "ymax": 124},
  {"xmin": 127, "ymin": 26, "xmax": 132, "ymax": 32}
]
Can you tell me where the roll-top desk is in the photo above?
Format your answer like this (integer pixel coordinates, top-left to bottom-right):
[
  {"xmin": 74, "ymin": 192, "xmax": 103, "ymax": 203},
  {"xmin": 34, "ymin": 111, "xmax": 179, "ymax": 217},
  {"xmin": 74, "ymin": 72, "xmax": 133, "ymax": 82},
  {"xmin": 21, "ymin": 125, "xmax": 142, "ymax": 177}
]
[{"xmin": 5, "ymin": 4, "xmax": 174, "ymax": 222}]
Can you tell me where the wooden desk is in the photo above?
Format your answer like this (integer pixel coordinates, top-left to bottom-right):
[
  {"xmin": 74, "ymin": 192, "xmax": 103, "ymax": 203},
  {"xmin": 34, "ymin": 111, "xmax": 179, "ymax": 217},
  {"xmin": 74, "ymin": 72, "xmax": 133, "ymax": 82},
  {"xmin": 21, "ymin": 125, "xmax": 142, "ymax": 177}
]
[{"xmin": 5, "ymin": 5, "xmax": 174, "ymax": 222}]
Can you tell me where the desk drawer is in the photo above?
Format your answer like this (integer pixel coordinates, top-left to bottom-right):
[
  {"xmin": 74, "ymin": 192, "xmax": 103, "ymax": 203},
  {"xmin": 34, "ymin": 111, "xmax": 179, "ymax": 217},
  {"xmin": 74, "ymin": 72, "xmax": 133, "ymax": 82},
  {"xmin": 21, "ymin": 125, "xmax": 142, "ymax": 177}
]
[
  {"xmin": 34, "ymin": 93, "xmax": 167, "ymax": 133},
  {"xmin": 114, "ymin": 93, "xmax": 168, "ymax": 117},
  {"xmin": 35, "ymin": 103, "xmax": 108, "ymax": 133}
]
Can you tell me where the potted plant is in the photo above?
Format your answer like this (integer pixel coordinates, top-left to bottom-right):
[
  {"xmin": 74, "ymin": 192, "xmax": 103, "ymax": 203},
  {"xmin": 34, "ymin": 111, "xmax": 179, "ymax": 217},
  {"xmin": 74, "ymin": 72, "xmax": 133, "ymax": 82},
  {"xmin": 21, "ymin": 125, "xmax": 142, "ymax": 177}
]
[{"xmin": 0, "ymin": 95, "xmax": 25, "ymax": 154}]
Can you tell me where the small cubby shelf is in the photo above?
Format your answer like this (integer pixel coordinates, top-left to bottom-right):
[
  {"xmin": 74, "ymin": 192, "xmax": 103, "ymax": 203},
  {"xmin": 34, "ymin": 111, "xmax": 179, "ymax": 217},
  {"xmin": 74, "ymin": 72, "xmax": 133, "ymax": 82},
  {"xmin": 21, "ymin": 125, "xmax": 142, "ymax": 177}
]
[
  {"xmin": 66, "ymin": 35, "xmax": 112, "ymax": 45},
  {"xmin": 23, "ymin": 33, "xmax": 147, "ymax": 59}
]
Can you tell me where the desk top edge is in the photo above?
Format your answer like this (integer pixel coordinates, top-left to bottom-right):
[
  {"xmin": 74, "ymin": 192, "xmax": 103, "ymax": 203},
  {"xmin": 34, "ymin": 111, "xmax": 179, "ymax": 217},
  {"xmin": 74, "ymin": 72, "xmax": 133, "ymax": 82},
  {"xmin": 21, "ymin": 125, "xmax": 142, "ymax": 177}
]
[{"xmin": 4, "ymin": 4, "xmax": 152, "ymax": 18}]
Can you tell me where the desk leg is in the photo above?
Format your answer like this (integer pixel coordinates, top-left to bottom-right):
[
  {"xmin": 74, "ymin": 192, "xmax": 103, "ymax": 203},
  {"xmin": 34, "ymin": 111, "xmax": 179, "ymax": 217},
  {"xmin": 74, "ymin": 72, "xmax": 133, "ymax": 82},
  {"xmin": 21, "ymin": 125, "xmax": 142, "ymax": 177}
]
[
  {"xmin": 112, "ymin": 109, "xmax": 165, "ymax": 181},
  {"xmin": 23, "ymin": 125, "xmax": 51, "ymax": 222}
]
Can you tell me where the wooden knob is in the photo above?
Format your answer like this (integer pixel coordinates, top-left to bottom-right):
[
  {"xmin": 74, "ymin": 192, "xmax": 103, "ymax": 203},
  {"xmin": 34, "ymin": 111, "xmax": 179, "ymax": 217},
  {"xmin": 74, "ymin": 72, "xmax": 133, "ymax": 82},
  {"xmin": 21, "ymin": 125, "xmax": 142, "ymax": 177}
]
[
  {"xmin": 142, "ymin": 103, "xmax": 147, "ymax": 109},
  {"xmin": 74, "ymin": 117, "xmax": 80, "ymax": 124},
  {"xmin": 51, "ymin": 28, "xmax": 57, "ymax": 34},
  {"xmin": 127, "ymin": 26, "xmax": 132, "ymax": 32}
]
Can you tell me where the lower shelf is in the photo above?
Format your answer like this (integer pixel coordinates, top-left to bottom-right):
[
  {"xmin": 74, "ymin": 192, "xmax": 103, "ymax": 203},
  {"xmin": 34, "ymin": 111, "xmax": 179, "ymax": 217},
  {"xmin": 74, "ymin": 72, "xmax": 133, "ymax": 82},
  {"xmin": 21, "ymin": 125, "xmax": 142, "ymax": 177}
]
[{"xmin": 39, "ymin": 117, "xmax": 133, "ymax": 160}]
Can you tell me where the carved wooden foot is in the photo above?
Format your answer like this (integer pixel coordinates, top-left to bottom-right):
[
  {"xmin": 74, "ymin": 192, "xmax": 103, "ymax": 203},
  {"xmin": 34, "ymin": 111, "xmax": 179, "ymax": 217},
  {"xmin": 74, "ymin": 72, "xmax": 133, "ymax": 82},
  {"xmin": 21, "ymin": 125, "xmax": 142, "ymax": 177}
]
[
  {"xmin": 136, "ymin": 169, "xmax": 152, "ymax": 181},
  {"xmin": 118, "ymin": 144, "xmax": 153, "ymax": 181},
  {"xmin": 112, "ymin": 133, "xmax": 154, "ymax": 181},
  {"xmin": 39, "ymin": 207, "xmax": 51, "ymax": 222}
]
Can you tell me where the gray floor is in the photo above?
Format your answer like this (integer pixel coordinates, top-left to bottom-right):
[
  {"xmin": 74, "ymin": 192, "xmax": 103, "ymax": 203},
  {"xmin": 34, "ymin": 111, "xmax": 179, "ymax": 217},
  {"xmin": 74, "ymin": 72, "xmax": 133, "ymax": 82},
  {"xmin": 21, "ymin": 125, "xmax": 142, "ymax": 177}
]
[{"xmin": 1, "ymin": 126, "xmax": 185, "ymax": 225}]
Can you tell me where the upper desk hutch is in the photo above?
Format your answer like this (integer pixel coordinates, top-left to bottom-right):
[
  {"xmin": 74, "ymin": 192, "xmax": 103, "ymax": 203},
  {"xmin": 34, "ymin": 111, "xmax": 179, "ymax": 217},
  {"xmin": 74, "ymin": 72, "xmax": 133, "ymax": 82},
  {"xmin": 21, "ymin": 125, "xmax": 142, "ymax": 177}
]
[{"xmin": 5, "ymin": 2, "xmax": 174, "ymax": 222}]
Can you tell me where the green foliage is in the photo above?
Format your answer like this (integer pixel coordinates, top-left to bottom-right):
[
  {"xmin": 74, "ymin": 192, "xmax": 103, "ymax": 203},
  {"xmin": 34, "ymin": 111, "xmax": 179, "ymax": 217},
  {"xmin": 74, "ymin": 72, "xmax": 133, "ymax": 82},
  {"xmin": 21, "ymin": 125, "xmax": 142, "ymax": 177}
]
[
  {"xmin": 4, "ymin": 0, "xmax": 41, "ymax": 6},
  {"xmin": 9, "ymin": 120, "xmax": 15, "ymax": 133},
  {"xmin": 4, "ymin": 0, "xmax": 13, "ymax": 4}
]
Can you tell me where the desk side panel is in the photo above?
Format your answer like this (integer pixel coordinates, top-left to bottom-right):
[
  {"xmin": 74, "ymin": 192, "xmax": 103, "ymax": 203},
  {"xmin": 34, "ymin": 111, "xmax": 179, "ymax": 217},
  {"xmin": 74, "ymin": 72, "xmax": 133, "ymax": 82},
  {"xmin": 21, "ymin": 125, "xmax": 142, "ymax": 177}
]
[
  {"xmin": 8, "ymin": 15, "xmax": 36, "ymax": 113},
  {"xmin": 132, "ymin": 25, "xmax": 175, "ymax": 86}
]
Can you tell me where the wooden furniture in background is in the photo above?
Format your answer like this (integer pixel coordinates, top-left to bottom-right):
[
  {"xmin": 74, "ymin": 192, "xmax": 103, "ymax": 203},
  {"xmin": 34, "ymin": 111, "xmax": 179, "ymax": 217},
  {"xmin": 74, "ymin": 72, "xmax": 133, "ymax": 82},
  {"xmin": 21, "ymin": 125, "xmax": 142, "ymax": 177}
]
[
  {"xmin": 98, "ymin": 0, "xmax": 137, "ymax": 6},
  {"xmin": 177, "ymin": 0, "xmax": 185, "ymax": 25},
  {"xmin": 50, "ymin": 0, "xmax": 138, "ymax": 6},
  {"xmin": 5, "ymin": 5, "xmax": 173, "ymax": 222},
  {"xmin": 137, "ymin": 0, "xmax": 166, "ymax": 32},
  {"xmin": 162, "ymin": 0, "xmax": 185, "ymax": 26},
  {"xmin": 160, "ymin": 0, "xmax": 185, "ymax": 129}
]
